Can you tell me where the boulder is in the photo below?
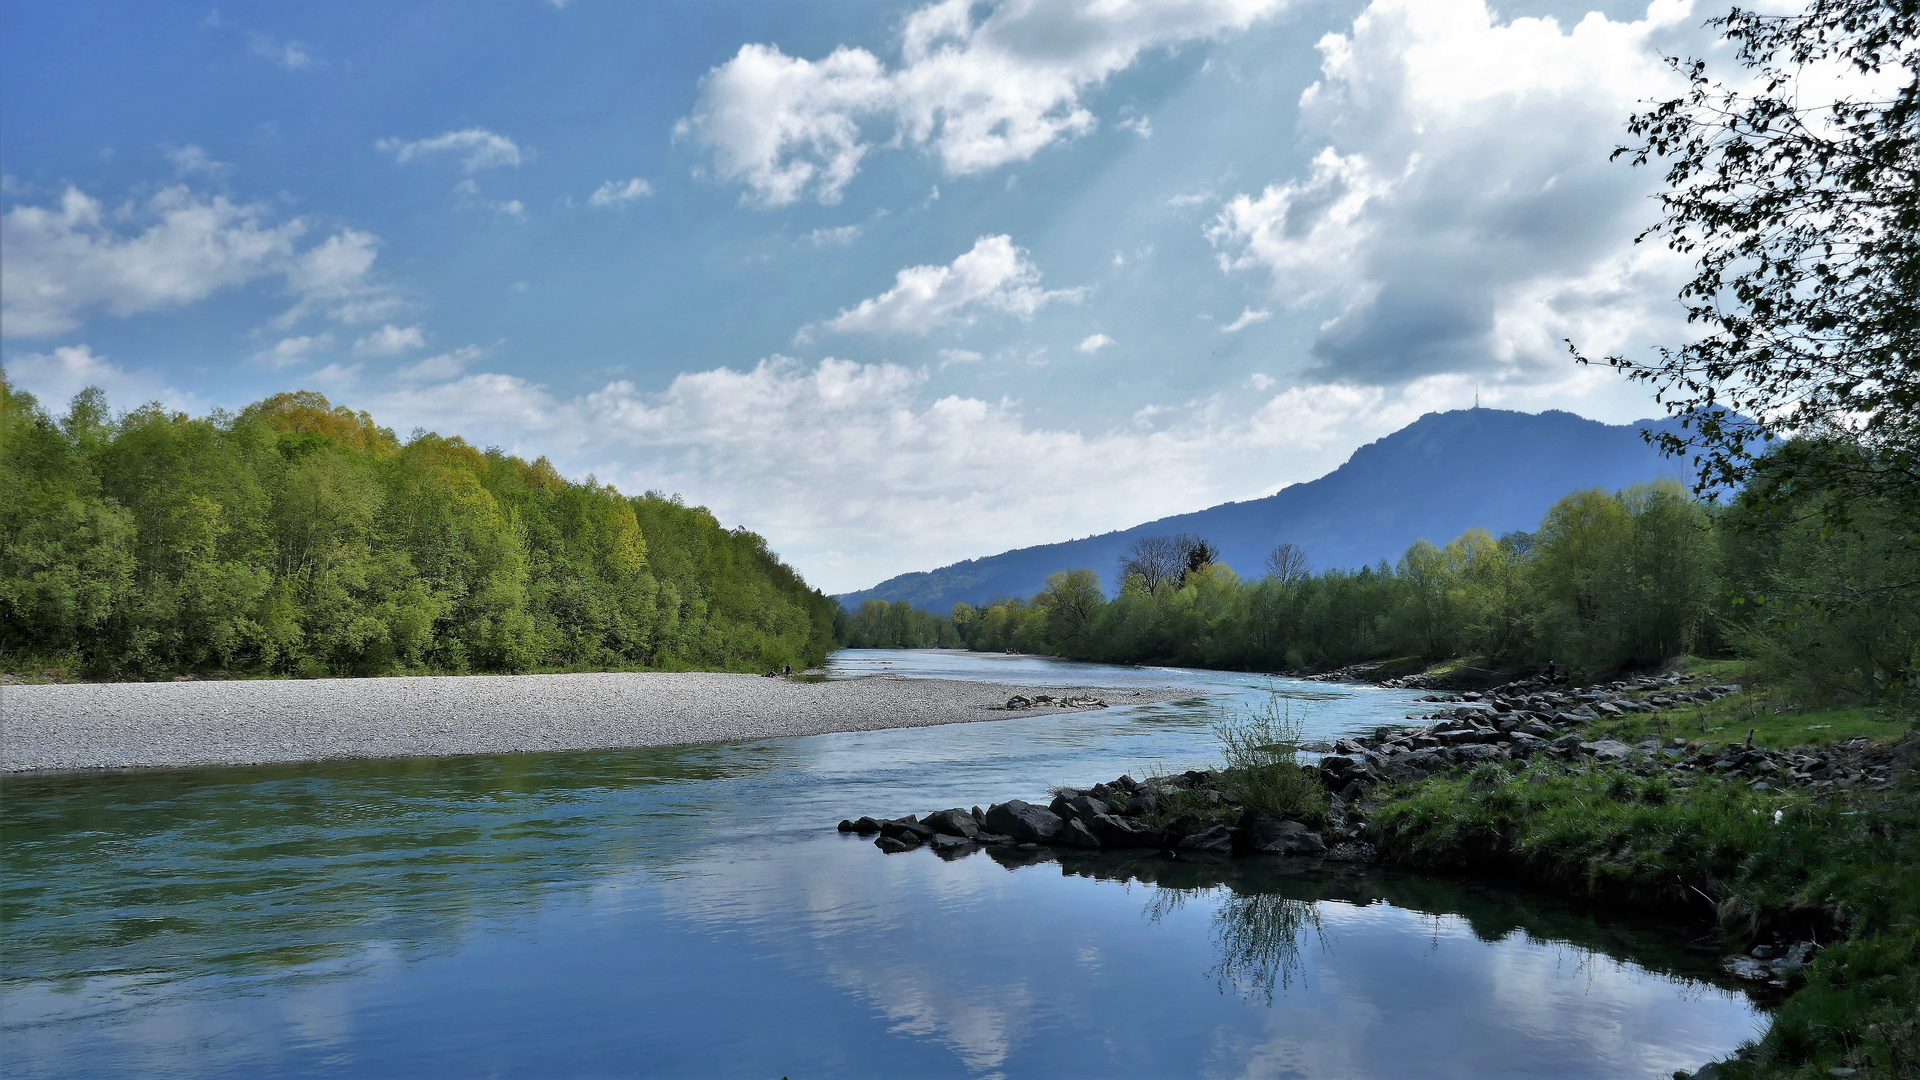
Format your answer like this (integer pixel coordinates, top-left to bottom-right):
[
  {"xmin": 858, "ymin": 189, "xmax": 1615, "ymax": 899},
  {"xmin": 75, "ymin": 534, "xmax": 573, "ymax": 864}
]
[
  {"xmin": 837, "ymin": 819, "xmax": 856, "ymax": 832},
  {"xmin": 880, "ymin": 819, "xmax": 936, "ymax": 843},
  {"xmin": 1085, "ymin": 813, "xmax": 1148, "ymax": 847},
  {"xmin": 1238, "ymin": 812, "xmax": 1328, "ymax": 856},
  {"xmin": 984, "ymin": 800, "xmax": 1068, "ymax": 844},
  {"xmin": 929, "ymin": 834, "xmax": 978, "ymax": 857},
  {"xmin": 1059, "ymin": 819, "xmax": 1102, "ymax": 849},
  {"xmin": 853, "ymin": 816, "xmax": 883, "ymax": 835},
  {"xmin": 923, "ymin": 808, "xmax": 981, "ymax": 839},
  {"xmin": 1580, "ymin": 739, "xmax": 1634, "ymax": 761},
  {"xmin": 1122, "ymin": 791, "xmax": 1161, "ymax": 817},
  {"xmin": 1176, "ymin": 824, "xmax": 1236, "ymax": 854},
  {"xmin": 1066, "ymin": 795, "xmax": 1114, "ymax": 822},
  {"xmin": 875, "ymin": 835, "xmax": 918, "ymax": 854}
]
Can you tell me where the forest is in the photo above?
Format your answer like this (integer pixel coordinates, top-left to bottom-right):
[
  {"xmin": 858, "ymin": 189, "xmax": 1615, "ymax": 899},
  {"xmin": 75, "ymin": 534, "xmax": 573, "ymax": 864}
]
[
  {"xmin": 0, "ymin": 376, "xmax": 837, "ymax": 678},
  {"xmin": 863, "ymin": 444, "xmax": 1917, "ymax": 706}
]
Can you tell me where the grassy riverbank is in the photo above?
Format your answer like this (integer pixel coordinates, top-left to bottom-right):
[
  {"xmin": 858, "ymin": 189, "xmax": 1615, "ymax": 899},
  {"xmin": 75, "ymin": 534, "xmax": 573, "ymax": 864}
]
[{"xmin": 1351, "ymin": 675, "xmax": 1919, "ymax": 1079}]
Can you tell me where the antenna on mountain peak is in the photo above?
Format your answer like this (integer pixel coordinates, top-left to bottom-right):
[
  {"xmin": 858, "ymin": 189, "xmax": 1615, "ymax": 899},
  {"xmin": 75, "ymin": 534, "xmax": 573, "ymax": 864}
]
[{"xmin": 1474, "ymin": 385, "xmax": 1480, "ymax": 409}]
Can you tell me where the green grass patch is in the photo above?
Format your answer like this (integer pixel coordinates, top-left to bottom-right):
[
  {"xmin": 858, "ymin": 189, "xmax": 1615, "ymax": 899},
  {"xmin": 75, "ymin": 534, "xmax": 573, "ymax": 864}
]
[
  {"xmin": 1370, "ymin": 754, "xmax": 1920, "ymax": 1078},
  {"xmin": 1583, "ymin": 695, "xmax": 1913, "ymax": 750}
]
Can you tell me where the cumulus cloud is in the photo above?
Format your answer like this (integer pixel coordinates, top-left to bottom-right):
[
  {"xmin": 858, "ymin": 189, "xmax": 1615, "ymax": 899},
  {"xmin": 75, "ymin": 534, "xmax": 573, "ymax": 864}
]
[
  {"xmin": 1078, "ymin": 333, "xmax": 1114, "ymax": 353},
  {"xmin": 4, "ymin": 344, "xmax": 204, "ymax": 413},
  {"xmin": 352, "ymin": 323, "xmax": 426, "ymax": 357},
  {"xmin": 376, "ymin": 128, "xmax": 524, "ymax": 172},
  {"xmin": 588, "ymin": 178, "xmax": 653, "ymax": 207},
  {"xmin": 679, "ymin": 0, "xmax": 1289, "ymax": 205},
  {"xmin": 1220, "ymin": 306, "xmax": 1272, "ymax": 333},
  {"xmin": 248, "ymin": 32, "xmax": 319, "ymax": 71},
  {"xmin": 351, "ymin": 354, "xmax": 1532, "ymax": 591},
  {"xmin": 255, "ymin": 333, "xmax": 334, "ymax": 368},
  {"xmin": 1206, "ymin": 0, "xmax": 1696, "ymax": 384},
  {"xmin": 0, "ymin": 185, "xmax": 391, "ymax": 338},
  {"xmin": 394, "ymin": 344, "xmax": 483, "ymax": 382},
  {"xmin": 166, "ymin": 145, "xmax": 232, "ymax": 178},
  {"xmin": 814, "ymin": 234, "xmax": 1081, "ymax": 337},
  {"xmin": 802, "ymin": 224, "xmax": 862, "ymax": 247}
]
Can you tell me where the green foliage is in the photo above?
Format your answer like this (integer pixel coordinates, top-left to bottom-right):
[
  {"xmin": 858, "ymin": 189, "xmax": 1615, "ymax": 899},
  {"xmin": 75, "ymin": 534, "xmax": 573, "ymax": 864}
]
[
  {"xmin": 1213, "ymin": 693, "xmax": 1327, "ymax": 825},
  {"xmin": 0, "ymin": 375, "xmax": 835, "ymax": 678},
  {"xmin": 836, "ymin": 599, "xmax": 963, "ymax": 649},
  {"xmin": 1372, "ymin": 760, "xmax": 1920, "ymax": 1079}
]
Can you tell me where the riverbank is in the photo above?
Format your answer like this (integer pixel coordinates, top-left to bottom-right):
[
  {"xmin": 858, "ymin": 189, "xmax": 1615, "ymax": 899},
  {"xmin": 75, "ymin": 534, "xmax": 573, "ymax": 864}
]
[
  {"xmin": 837, "ymin": 669, "xmax": 1917, "ymax": 1079},
  {"xmin": 0, "ymin": 672, "xmax": 1190, "ymax": 774}
]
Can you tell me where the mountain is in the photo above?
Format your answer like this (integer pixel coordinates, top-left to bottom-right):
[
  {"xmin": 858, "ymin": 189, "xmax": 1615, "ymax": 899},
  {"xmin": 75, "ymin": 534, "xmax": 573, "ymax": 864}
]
[{"xmin": 836, "ymin": 408, "xmax": 1693, "ymax": 613}]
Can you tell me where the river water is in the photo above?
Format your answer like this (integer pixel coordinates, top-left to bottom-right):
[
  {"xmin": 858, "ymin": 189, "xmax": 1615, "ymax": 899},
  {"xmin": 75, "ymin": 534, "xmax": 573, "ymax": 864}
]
[{"xmin": 1, "ymin": 650, "xmax": 1763, "ymax": 1078}]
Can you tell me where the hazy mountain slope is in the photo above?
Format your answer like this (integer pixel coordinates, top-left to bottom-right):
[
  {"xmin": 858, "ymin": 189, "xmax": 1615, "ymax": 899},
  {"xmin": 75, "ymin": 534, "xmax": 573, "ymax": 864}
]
[{"xmin": 836, "ymin": 408, "xmax": 1691, "ymax": 613}]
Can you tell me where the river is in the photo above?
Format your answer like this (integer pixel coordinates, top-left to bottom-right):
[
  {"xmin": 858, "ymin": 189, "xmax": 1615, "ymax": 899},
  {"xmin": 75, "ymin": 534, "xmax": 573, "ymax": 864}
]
[{"xmin": 0, "ymin": 649, "xmax": 1763, "ymax": 1078}]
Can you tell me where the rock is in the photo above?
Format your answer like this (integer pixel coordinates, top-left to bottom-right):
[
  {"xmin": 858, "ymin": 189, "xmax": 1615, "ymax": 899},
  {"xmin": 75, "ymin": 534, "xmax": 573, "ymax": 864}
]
[
  {"xmin": 1086, "ymin": 813, "xmax": 1147, "ymax": 847},
  {"xmin": 1581, "ymin": 738, "xmax": 1634, "ymax": 761},
  {"xmin": 984, "ymin": 800, "xmax": 1068, "ymax": 844},
  {"xmin": 1721, "ymin": 955, "xmax": 1775, "ymax": 981},
  {"xmin": 929, "ymin": 833, "xmax": 977, "ymax": 856},
  {"xmin": 1176, "ymin": 824, "xmax": 1236, "ymax": 854},
  {"xmin": 1059, "ymin": 819, "xmax": 1102, "ymax": 849},
  {"xmin": 853, "ymin": 816, "xmax": 883, "ymax": 835},
  {"xmin": 1238, "ymin": 812, "xmax": 1328, "ymax": 856},
  {"xmin": 880, "ymin": 819, "xmax": 936, "ymax": 843},
  {"xmin": 1122, "ymin": 791, "xmax": 1160, "ymax": 817},
  {"xmin": 924, "ymin": 808, "xmax": 982, "ymax": 839},
  {"xmin": 875, "ymin": 835, "xmax": 919, "ymax": 854},
  {"xmin": 837, "ymin": 819, "xmax": 856, "ymax": 832},
  {"xmin": 1006, "ymin": 695, "xmax": 1032, "ymax": 709},
  {"xmin": 1452, "ymin": 743, "xmax": 1506, "ymax": 764}
]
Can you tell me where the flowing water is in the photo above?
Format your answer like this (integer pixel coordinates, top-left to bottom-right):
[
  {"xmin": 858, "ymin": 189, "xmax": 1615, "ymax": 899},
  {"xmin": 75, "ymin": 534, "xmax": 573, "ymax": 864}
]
[{"xmin": 1, "ymin": 650, "xmax": 1764, "ymax": 1078}]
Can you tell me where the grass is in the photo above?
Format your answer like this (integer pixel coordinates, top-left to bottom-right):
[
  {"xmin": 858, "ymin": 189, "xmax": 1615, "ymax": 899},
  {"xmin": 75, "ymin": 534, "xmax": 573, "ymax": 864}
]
[
  {"xmin": 1369, "ymin": 750, "xmax": 1920, "ymax": 1078},
  {"xmin": 1584, "ymin": 701, "xmax": 1912, "ymax": 750}
]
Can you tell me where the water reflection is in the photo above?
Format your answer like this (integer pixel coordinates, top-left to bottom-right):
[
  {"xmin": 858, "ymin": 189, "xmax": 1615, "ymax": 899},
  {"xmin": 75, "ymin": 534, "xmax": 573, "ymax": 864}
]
[{"xmin": 1, "ymin": 651, "xmax": 1764, "ymax": 1078}]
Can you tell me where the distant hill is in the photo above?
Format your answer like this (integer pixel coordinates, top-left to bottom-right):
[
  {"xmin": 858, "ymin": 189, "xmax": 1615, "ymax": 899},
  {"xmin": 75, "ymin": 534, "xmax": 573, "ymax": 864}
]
[{"xmin": 836, "ymin": 408, "xmax": 1693, "ymax": 613}]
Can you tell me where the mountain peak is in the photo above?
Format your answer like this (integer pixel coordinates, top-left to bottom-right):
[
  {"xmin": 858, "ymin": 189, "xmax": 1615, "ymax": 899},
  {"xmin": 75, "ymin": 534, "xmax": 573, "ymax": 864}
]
[{"xmin": 837, "ymin": 408, "xmax": 1685, "ymax": 612}]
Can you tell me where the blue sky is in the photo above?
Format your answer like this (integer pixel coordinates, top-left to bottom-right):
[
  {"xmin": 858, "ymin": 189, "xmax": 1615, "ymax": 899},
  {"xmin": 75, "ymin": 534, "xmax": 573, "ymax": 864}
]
[{"xmin": 2, "ymin": 0, "xmax": 1721, "ymax": 591}]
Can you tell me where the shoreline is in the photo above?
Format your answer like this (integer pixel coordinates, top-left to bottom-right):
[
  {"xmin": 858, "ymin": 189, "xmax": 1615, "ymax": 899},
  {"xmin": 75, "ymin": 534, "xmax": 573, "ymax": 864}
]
[{"xmin": 0, "ymin": 672, "xmax": 1195, "ymax": 775}]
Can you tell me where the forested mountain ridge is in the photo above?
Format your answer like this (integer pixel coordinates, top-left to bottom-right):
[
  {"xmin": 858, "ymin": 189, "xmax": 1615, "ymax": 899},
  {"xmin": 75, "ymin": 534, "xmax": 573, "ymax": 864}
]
[
  {"xmin": 0, "ymin": 375, "xmax": 836, "ymax": 678},
  {"xmin": 837, "ymin": 408, "xmax": 1692, "ymax": 613}
]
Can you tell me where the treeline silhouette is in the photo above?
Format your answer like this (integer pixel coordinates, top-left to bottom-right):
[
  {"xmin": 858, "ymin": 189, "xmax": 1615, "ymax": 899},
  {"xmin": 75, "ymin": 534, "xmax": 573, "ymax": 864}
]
[
  {"xmin": 1, "ymin": 377, "xmax": 836, "ymax": 678},
  {"xmin": 862, "ymin": 451, "xmax": 1916, "ymax": 701}
]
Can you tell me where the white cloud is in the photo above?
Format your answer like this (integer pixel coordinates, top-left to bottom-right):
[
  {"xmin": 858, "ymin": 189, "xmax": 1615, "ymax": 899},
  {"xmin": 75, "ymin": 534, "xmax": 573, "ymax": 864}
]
[
  {"xmin": 255, "ymin": 333, "xmax": 334, "ymax": 368},
  {"xmin": 1119, "ymin": 114, "xmax": 1153, "ymax": 138},
  {"xmin": 1206, "ymin": 0, "xmax": 1697, "ymax": 383},
  {"xmin": 0, "ymin": 185, "xmax": 390, "ymax": 339},
  {"xmin": 679, "ymin": 0, "xmax": 1289, "ymax": 205},
  {"xmin": 1078, "ymin": 333, "xmax": 1114, "ymax": 354},
  {"xmin": 248, "ymin": 32, "xmax": 318, "ymax": 71},
  {"xmin": 802, "ymin": 224, "xmax": 863, "ymax": 247},
  {"xmin": 588, "ymin": 178, "xmax": 653, "ymax": 207},
  {"xmin": 276, "ymin": 227, "xmax": 396, "ymax": 327},
  {"xmin": 352, "ymin": 324, "xmax": 426, "ymax": 357},
  {"xmin": 376, "ymin": 129, "xmax": 525, "ymax": 172},
  {"xmin": 394, "ymin": 344, "xmax": 483, "ymax": 382},
  {"xmin": 356, "ymin": 355, "xmax": 1489, "ymax": 591},
  {"xmin": 4, "ymin": 344, "xmax": 204, "ymax": 413},
  {"xmin": 166, "ymin": 145, "xmax": 232, "ymax": 178},
  {"xmin": 938, "ymin": 348, "xmax": 984, "ymax": 366},
  {"xmin": 1220, "ymin": 306, "xmax": 1272, "ymax": 333},
  {"xmin": 815, "ymin": 234, "xmax": 1082, "ymax": 337}
]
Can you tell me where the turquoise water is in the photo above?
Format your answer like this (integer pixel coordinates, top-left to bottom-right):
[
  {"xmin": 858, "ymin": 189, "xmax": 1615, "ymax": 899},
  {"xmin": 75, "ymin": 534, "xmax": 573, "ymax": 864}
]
[{"xmin": 1, "ymin": 650, "xmax": 1763, "ymax": 1077}]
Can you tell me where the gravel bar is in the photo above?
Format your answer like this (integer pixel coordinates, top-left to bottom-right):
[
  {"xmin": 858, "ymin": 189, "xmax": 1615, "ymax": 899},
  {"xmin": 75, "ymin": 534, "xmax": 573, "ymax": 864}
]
[{"xmin": 0, "ymin": 673, "xmax": 1195, "ymax": 774}]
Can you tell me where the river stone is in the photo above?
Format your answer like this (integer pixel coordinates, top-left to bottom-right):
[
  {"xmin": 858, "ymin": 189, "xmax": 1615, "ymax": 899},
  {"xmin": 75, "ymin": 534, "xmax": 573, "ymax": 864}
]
[
  {"xmin": 923, "ymin": 808, "xmax": 981, "ymax": 839},
  {"xmin": 853, "ymin": 816, "xmax": 882, "ymax": 835},
  {"xmin": 1059, "ymin": 818, "xmax": 1102, "ymax": 849},
  {"xmin": 1176, "ymin": 824, "xmax": 1235, "ymax": 854},
  {"xmin": 837, "ymin": 819, "xmax": 856, "ymax": 832},
  {"xmin": 875, "ymin": 835, "xmax": 918, "ymax": 854},
  {"xmin": 1238, "ymin": 812, "xmax": 1327, "ymax": 857},
  {"xmin": 880, "ymin": 819, "xmax": 935, "ymax": 843},
  {"xmin": 929, "ymin": 834, "xmax": 977, "ymax": 858},
  {"xmin": 1122, "ymin": 791, "xmax": 1160, "ymax": 817},
  {"xmin": 1086, "ymin": 812, "xmax": 1146, "ymax": 847},
  {"xmin": 1581, "ymin": 738, "xmax": 1634, "ymax": 761},
  {"xmin": 984, "ymin": 800, "xmax": 1068, "ymax": 844},
  {"xmin": 1065, "ymin": 795, "xmax": 1113, "ymax": 822}
]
